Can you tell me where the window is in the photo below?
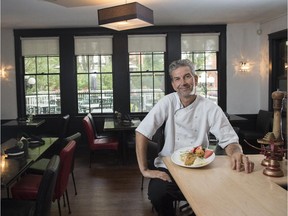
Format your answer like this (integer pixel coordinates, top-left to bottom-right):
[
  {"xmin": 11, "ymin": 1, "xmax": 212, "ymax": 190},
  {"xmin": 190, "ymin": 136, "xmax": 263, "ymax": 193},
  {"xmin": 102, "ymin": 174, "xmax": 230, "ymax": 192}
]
[
  {"xmin": 181, "ymin": 34, "xmax": 219, "ymax": 104},
  {"xmin": 75, "ymin": 36, "xmax": 113, "ymax": 114},
  {"xmin": 22, "ymin": 38, "xmax": 61, "ymax": 115},
  {"xmin": 15, "ymin": 26, "xmax": 226, "ymax": 120},
  {"xmin": 128, "ymin": 35, "xmax": 166, "ymax": 113}
]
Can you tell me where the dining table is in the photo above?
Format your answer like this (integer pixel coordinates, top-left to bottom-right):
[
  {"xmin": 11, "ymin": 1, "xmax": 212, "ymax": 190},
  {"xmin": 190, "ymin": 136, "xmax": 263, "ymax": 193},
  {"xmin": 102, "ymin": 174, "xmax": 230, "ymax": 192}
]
[
  {"xmin": 2, "ymin": 119, "xmax": 46, "ymax": 142},
  {"xmin": 103, "ymin": 118, "xmax": 141, "ymax": 164},
  {"xmin": 228, "ymin": 114, "xmax": 248, "ymax": 122},
  {"xmin": 2, "ymin": 119, "xmax": 46, "ymax": 128},
  {"xmin": 163, "ymin": 154, "xmax": 287, "ymax": 216},
  {"xmin": 1, "ymin": 137, "xmax": 58, "ymax": 197}
]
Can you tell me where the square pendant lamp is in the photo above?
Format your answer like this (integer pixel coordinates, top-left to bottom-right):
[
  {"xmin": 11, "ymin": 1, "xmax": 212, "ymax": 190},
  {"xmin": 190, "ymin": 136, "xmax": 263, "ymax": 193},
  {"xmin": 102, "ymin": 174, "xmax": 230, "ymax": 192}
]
[{"xmin": 98, "ymin": 2, "xmax": 154, "ymax": 31}]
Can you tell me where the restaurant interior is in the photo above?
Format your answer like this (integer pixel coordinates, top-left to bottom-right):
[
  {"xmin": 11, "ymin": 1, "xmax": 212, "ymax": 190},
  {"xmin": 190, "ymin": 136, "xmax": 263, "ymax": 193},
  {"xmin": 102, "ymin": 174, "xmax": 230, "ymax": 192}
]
[{"xmin": 1, "ymin": 0, "xmax": 287, "ymax": 215}]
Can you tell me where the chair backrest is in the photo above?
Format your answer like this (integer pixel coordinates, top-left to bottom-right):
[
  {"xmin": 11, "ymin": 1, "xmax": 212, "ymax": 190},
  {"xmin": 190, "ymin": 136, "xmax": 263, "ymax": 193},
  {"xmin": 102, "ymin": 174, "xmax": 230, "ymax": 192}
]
[
  {"xmin": 64, "ymin": 132, "xmax": 81, "ymax": 172},
  {"xmin": 53, "ymin": 140, "xmax": 76, "ymax": 200},
  {"xmin": 87, "ymin": 113, "xmax": 98, "ymax": 138},
  {"xmin": 58, "ymin": 114, "xmax": 70, "ymax": 141},
  {"xmin": 151, "ymin": 123, "xmax": 165, "ymax": 153},
  {"xmin": 256, "ymin": 110, "xmax": 273, "ymax": 133},
  {"xmin": 146, "ymin": 124, "xmax": 166, "ymax": 170},
  {"xmin": 147, "ymin": 140, "xmax": 159, "ymax": 166},
  {"xmin": 35, "ymin": 155, "xmax": 60, "ymax": 216},
  {"xmin": 64, "ymin": 132, "xmax": 81, "ymax": 145},
  {"xmin": 83, "ymin": 116, "xmax": 96, "ymax": 149}
]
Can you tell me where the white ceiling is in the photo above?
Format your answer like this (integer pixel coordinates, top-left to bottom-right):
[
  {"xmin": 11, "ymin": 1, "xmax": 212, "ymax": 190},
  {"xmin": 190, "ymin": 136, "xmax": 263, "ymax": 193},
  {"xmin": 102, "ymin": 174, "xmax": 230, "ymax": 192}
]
[{"xmin": 1, "ymin": 0, "xmax": 287, "ymax": 29}]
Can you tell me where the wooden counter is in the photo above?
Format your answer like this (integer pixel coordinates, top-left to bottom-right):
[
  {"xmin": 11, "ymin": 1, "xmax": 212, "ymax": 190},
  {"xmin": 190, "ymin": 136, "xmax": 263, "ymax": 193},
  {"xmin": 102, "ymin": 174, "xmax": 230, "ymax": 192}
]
[{"xmin": 163, "ymin": 154, "xmax": 287, "ymax": 216}]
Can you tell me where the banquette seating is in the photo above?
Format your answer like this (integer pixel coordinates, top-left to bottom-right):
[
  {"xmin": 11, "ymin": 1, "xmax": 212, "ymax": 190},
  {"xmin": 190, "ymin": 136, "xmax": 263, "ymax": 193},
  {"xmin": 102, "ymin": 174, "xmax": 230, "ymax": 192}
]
[{"xmin": 238, "ymin": 109, "xmax": 273, "ymax": 154}]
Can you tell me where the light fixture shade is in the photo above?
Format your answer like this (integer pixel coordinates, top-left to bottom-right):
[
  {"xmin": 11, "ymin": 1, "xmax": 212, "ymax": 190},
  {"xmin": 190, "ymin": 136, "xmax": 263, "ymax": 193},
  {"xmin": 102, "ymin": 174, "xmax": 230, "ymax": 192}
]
[{"xmin": 98, "ymin": 2, "xmax": 154, "ymax": 31}]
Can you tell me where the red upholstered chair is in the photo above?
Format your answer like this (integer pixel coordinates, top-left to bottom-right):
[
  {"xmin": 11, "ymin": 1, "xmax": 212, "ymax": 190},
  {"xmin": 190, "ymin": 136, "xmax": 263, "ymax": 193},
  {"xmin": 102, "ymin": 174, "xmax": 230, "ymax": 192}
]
[
  {"xmin": 11, "ymin": 140, "xmax": 77, "ymax": 216},
  {"xmin": 27, "ymin": 132, "xmax": 81, "ymax": 196},
  {"xmin": 64, "ymin": 132, "xmax": 81, "ymax": 195},
  {"xmin": 53, "ymin": 140, "xmax": 76, "ymax": 215},
  {"xmin": 82, "ymin": 115, "xmax": 119, "ymax": 168},
  {"xmin": 87, "ymin": 113, "xmax": 109, "ymax": 139}
]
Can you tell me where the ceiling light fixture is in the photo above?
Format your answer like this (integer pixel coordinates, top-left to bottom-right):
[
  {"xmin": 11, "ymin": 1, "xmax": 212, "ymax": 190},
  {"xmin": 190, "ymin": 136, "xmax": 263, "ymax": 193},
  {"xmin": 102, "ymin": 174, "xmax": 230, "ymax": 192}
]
[{"xmin": 98, "ymin": 2, "xmax": 154, "ymax": 31}]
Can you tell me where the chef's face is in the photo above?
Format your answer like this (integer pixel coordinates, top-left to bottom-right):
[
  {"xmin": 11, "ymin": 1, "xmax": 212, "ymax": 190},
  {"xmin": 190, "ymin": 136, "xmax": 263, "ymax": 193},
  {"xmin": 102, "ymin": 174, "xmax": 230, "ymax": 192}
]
[{"xmin": 171, "ymin": 66, "xmax": 198, "ymax": 98}]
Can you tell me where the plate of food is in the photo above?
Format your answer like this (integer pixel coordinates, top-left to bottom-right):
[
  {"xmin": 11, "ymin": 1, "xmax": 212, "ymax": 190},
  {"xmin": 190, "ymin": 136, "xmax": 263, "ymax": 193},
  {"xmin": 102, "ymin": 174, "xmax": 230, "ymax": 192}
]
[{"xmin": 171, "ymin": 146, "xmax": 215, "ymax": 168}]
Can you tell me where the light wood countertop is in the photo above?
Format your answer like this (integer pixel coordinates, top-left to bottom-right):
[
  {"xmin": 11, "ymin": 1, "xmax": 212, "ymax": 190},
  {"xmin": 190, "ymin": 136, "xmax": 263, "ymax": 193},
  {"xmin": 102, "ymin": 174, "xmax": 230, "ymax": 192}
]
[{"xmin": 163, "ymin": 154, "xmax": 287, "ymax": 216}]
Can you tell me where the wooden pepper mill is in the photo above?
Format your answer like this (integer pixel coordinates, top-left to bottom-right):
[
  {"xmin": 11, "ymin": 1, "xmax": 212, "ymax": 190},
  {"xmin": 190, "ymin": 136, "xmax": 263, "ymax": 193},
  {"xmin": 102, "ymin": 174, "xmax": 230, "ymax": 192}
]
[{"xmin": 257, "ymin": 90, "xmax": 286, "ymax": 177}]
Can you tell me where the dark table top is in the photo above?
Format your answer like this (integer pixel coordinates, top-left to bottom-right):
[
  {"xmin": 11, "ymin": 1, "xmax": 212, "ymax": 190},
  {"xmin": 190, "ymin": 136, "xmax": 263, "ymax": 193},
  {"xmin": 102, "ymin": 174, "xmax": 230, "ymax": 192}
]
[
  {"xmin": 2, "ymin": 119, "xmax": 46, "ymax": 128},
  {"xmin": 229, "ymin": 114, "xmax": 248, "ymax": 121},
  {"xmin": 103, "ymin": 118, "xmax": 141, "ymax": 131},
  {"xmin": 1, "ymin": 137, "xmax": 58, "ymax": 188},
  {"xmin": 1, "ymin": 156, "xmax": 33, "ymax": 189}
]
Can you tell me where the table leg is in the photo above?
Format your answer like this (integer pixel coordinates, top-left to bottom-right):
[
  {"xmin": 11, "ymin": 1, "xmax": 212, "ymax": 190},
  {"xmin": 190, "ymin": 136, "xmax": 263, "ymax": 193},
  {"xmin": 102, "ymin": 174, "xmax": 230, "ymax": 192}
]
[
  {"xmin": 6, "ymin": 187, "xmax": 10, "ymax": 198},
  {"xmin": 117, "ymin": 131, "xmax": 134, "ymax": 165},
  {"xmin": 118, "ymin": 132, "xmax": 127, "ymax": 165}
]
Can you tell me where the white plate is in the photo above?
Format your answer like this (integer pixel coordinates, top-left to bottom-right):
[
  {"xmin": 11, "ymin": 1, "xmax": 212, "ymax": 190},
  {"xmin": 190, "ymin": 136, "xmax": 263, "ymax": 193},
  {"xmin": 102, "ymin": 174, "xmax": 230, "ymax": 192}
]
[
  {"xmin": 171, "ymin": 147, "xmax": 215, "ymax": 168},
  {"xmin": 6, "ymin": 151, "xmax": 24, "ymax": 156},
  {"xmin": 29, "ymin": 140, "xmax": 40, "ymax": 143}
]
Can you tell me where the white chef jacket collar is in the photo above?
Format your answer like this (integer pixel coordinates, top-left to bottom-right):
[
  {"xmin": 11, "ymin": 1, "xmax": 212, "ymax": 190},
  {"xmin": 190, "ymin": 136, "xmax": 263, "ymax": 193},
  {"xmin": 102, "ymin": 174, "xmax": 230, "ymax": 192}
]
[{"xmin": 174, "ymin": 94, "xmax": 198, "ymax": 115}]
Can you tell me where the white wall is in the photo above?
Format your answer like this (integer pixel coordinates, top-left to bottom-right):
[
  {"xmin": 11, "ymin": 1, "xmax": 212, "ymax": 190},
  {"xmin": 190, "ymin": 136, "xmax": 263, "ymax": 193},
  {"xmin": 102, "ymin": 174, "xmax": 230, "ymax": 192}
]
[
  {"xmin": 1, "ymin": 16, "xmax": 287, "ymax": 119},
  {"xmin": 1, "ymin": 28, "xmax": 17, "ymax": 120},
  {"xmin": 226, "ymin": 23, "xmax": 262, "ymax": 114},
  {"xmin": 226, "ymin": 14, "xmax": 287, "ymax": 115}
]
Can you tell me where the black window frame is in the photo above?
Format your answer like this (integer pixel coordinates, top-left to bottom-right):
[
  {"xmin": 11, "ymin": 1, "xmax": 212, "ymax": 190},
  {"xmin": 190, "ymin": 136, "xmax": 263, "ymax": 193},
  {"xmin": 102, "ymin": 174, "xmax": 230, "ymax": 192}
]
[
  {"xmin": 24, "ymin": 55, "xmax": 61, "ymax": 115},
  {"xmin": 182, "ymin": 51, "xmax": 219, "ymax": 104},
  {"xmin": 76, "ymin": 54, "xmax": 114, "ymax": 114},
  {"xmin": 14, "ymin": 25, "xmax": 227, "ymax": 120},
  {"xmin": 129, "ymin": 51, "xmax": 166, "ymax": 113}
]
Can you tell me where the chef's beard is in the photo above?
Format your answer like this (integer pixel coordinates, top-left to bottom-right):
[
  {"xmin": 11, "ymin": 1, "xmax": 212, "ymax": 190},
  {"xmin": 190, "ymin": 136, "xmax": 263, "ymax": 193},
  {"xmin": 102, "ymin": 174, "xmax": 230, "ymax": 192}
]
[{"xmin": 189, "ymin": 75, "xmax": 197, "ymax": 96}]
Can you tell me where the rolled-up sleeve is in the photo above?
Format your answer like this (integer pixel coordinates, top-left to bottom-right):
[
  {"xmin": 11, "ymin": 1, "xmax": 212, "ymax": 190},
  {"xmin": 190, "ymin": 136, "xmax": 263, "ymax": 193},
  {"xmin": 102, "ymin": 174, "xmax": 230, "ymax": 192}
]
[
  {"xmin": 209, "ymin": 107, "xmax": 239, "ymax": 149},
  {"xmin": 136, "ymin": 96, "xmax": 169, "ymax": 140}
]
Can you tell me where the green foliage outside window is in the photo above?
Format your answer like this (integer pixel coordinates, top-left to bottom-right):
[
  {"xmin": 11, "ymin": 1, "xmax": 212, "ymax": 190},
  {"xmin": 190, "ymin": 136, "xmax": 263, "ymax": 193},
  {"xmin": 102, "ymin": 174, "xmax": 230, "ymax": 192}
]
[
  {"xmin": 24, "ymin": 56, "xmax": 61, "ymax": 115},
  {"xmin": 77, "ymin": 55, "xmax": 114, "ymax": 113},
  {"xmin": 129, "ymin": 52, "xmax": 165, "ymax": 113},
  {"xmin": 182, "ymin": 52, "xmax": 218, "ymax": 104}
]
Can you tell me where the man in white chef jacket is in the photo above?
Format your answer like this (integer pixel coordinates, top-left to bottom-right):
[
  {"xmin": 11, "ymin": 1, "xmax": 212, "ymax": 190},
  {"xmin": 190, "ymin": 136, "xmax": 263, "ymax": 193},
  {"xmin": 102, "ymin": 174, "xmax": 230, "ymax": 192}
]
[{"xmin": 136, "ymin": 59, "xmax": 254, "ymax": 216}]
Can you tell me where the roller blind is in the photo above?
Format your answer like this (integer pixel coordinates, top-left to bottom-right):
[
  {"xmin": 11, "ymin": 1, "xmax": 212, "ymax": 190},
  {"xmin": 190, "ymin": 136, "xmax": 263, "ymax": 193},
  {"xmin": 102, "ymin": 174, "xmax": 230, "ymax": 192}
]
[
  {"xmin": 74, "ymin": 36, "xmax": 113, "ymax": 55},
  {"xmin": 128, "ymin": 34, "xmax": 166, "ymax": 52},
  {"xmin": 181, "ymin": 33, "xmax": 219, "ymax": 52},
  {"xmin": 21, "ymin": 37, "xmax": 59, "ymax": 56}
]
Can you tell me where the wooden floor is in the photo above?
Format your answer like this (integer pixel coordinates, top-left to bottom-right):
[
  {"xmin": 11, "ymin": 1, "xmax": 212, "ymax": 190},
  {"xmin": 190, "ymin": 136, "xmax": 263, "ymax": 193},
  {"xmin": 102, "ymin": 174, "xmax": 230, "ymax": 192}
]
[
  {"xmin": 1, "ymin": 147, "xmax": 193, "ymax": 216},
  {"xmin": 50, "ymin": 148, "xmax": 156, "ymax": 216},
  {"xmin": 51, "ymin": 150, "xmax": 156, "ymax": 216},
  {"xmin": 49, "ymin": 148, "xmax": 194, "ymax": 216}
]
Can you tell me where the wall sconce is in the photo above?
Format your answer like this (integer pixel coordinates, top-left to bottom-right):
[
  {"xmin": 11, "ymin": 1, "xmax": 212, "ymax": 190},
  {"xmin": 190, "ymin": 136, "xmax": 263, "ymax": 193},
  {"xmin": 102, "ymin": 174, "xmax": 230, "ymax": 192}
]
[
  {"xmin": 239, "ymin": 61, "xmax": 250, "ymax": 72},
  {"xmin": 0, "ymin": 65, "xmax": 13, "ymax": 80},
  {"xmin": 0, "ymin": 68, "xmax": 8, "ymax": 80},
  {"xmin": 1, "ymin": 154, "xmax": 7, "ymax": 173}
]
